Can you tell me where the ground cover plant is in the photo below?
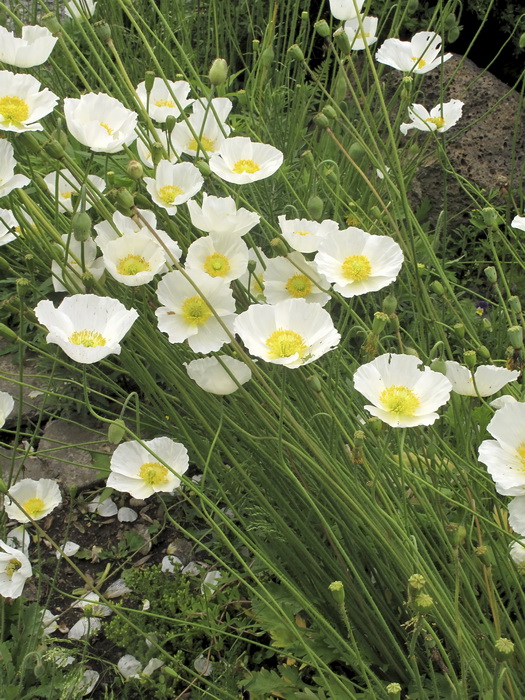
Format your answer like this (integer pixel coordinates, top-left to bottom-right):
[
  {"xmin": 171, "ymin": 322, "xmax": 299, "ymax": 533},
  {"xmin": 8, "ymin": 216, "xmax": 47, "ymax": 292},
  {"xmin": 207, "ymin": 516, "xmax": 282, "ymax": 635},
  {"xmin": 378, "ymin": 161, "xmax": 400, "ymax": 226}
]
[{"xmin": 0, "ymin": 0, "xmax": 524, "ymax": 697}]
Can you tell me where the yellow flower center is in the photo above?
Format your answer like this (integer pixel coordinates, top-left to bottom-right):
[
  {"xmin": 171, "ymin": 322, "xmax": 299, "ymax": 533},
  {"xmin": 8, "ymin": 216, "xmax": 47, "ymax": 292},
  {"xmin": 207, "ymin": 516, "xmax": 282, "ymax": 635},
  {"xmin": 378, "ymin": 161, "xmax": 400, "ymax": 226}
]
[
  {"xmin": 285, "ymin": 274, "xmax": 312, "ymax": 298},
  {"xmin": 517, "ymin": 443, "xmax": 525, "ymax": 470},
  {"xmin": 21, "ymin": 497, "xmax": 46, "ymax": 519},
  {"xmin": 295, "ymin": 230, "xmax": 313, "ymax": 236},
  {"xmin": 203, "ymin": 252, "xmax": 231, "ymax": 277},
  {"xmin": 138, "ymin": 461, "xmax": 169, "ymax": 486},
  {"xmin": 154, "ymin": 99, "xmax": 175, "ymax": 108},
  {"xmin": 99, "ymin": 122, "xmax": 114, "ymax": 135},
  {"xmin": 355, "ymin": 30, "xmax": 370, "ymax": 39},
  {"xmin": 265, "ymin": 329, "xmax": 308, "ymax": 359},
  {"xmin": 0, "ymin": 96, "xmax": 29, "ymax": 125},
  {"xmin": 412, "ymin": 57, "xmax": 427, "ymax": 69},
  {"xmin": 232, "ymin": 159, "xmax": 260, "ymax": 174},
  {"xmin": 181, "ymin": 295, "xmax": 212, "ymax": 326},
  {"xmin": 341, "ymin": 254, "xmax": 372, "ymax": 282},
  {"xmin": 69, "ymin": 330, "xmax": 107, "ymax": 347},
  {"xmin": 426, "ymin": 116, "xmax": 445, "ymax": 129},
  {"xmin": 5, "ymin": 558, "xmax": 22, "ymax": 578},
  {"xmin": 158, "ymin": 185, "xmax": 183, "ymax": 205},
  {"xmin": 188, "ymin": 136, "xmax": 215, "ymax": 152},
  {"xmin": 380, "ymin": 385, "xmax": 420, "ymax": 416},
  {"xmin": 61, "ymin": 191, "xmax": 73, "ymax": 199},
  {"xmin": 116, "ymin": 254, "xmax": 151, "ymax": 276}
]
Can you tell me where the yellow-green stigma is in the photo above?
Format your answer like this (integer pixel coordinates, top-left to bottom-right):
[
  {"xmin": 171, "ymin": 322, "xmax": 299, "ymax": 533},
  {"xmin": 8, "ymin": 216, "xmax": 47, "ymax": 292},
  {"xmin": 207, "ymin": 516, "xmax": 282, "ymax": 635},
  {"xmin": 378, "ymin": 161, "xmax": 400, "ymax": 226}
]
[
  {"xmin": 69, "ymin": 330, "xmax": 107, "ymax": 348},
  {"xmin": 158, "ymin": 185, "xmax": 183, "ymax": 205},
  {"xmin": 99, "ymin": 122, "xmax": 114, "ymax": 135},
  {"xmin": 22, "ymin": 496, "xmax": 46, "ymax": 519},
  {"xmin": 5, "ymin": 558, "xmax": 22, "ymax": 578},
  {"xmin": 232, "ymin": 159, "xmax": 260, "ymax": 174},
  {"xmin": 266, "ymin": 329, "xmax": 308, "ymax": 359},
  {"xmin": 138, "ymin": 461, "xmax": 169, "ymax": 486},
  {"xmin": 0, "ymin": 95, "xmax": 29, "ymax": 126},
  {"xmin": 181, "ymin": 295, "xmax": 212, "ymax": 326},
  {"xmin": 294, "ymin": 230, "xmax": 312, "ymax": 236},
  {"xmin": 154, "ymin": 99, "xmax": 175, "ymax": 108},
  {"xmin": 285, "ymin": 274, "xmax": 312, "ymax": 298},
  {"xmin": 426, "ymin": 116, "xmax": 445, "ymax": 129},
  {"xmin": 203, "ymin": 252, "xmax": 230, "ymax": 277},
  {"xmin": 188, "ymin": 136, "xmax": 215, "ymax": 152},
  {"xmin": 517, "ymin": 443, "xmax": 525, "ymax": 471},
  {"xmin": 341, "ymin": 254, "xmax": 372, "ymax": 282},
  {"xmin": 116, "ymin": 254, "xmax": 151, "ymax": 276},
  {"xmin": 380, "ymin": 385, "xmax": 420, "ymax": 416},
  {"xmin": 412, "ymin": 57, "xmax": 427, "ymax": 69},
  {"xmin": 60, "ymin": 191, "xmax": 73, "ymax": 199}
]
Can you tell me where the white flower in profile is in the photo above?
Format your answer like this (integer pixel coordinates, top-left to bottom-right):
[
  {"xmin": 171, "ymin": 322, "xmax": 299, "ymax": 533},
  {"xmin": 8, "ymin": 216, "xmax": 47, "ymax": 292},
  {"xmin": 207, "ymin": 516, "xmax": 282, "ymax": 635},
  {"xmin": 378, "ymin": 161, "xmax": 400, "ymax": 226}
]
[
  {"xmin": 94, "ymin": 209, "xmax": 181, "ymax": 263},
  {"xmin": 187, "ymin": 194, "xmax": 260, "ymax": 237},
  {"xmin": 400, "ymin": 100, "xmax": 464, "ymax": 135},
  {"xmin": 136, "ymin": 77, "xmax": 192, "ymax": 123},
  {"xmin": 478, "ymin": 403, "xmax": 525, "ymax": 496},
  {"xmin": 315, "ymin": 227, "xmax": 404, "ymax": 298},
  {"xmin": 0, "ymin": 209, "xmax": 20, "ymax": 247},
  {"xmin": 51, "ymin": 234, "xmax": 104, "ymax": 293},
  {"xmin": 490, "ymin": 395, "xmax": 518, "ymax": 410},
  {"xmin": 0, "ymin": 141, "xmax": 30, "ymax": 196},
  {"xmin": 185, "ymin": 356, "xmax": 252, "ymax": 395},
  {"xmin": 5, "ymin": 478, "xmax": 62, "ymax": 524},
  {"xmin": 144, "ymin": 160, "xmax": 204, "ymax": 215},
  {"xmin": 156, "ymin": 270, "xmax": 236, "ymax": 353},
  {"xmin": 278, "ymin": 216, "xmax": 339, "ymax": 254},
  {"xmin": 375, "ymin": 32, "xmax": 452, "ymax": 74},
  {"xmin": 444, "ymin": 361, "xmax": 519, "ymax": 397},
  {"xmin": 64, "ymin": 92, "xmax": 138, "ymax": 153},
  {"xmin": 185, "ymin": 233, "xmax": 249, "ymax": 282},
  {"xmin": 0, "ymin": 71, "xmax": 58, "ymax": 132},
  {"xmin": 43, "ymin": 169, "xmax": 105, "ymax": 213},
  {"xmin": 509, "ymin": 496, "xmax": 525, "ymax": 537},
  {"xmin": 64, "ymin": 0, "xmax": 97, "ymax": 18},
  {"xmin": 170, "ymin": 97, "xmax": 232, "ymax": 157},
  {"xmin": 509, "ymin": 539, "xmax": 525, "ymax": 568},
  {"xmin": 107, "ymin": 436, "xmax": 189, "ymax": 499},
  {"xmin": 102, "ymin": 234, "xmax": 166, "ymax": 287},
  {"xmin": 329, "ymin": 0, "xmax": 365, "ymax": 21},
  {"xmin": 209, "ymin": 136, "xmax": 283, "ymax": 185},
  {"xmin": 34, "ymin": 294, "xmax": 138, "ymax": 364},
  {"xmin": 343, "ymin": 16, "xmax": 378, "ymax": 50},
  {"xmin": 0, "ymin": 26, "xmax": 58, "ymax": 68},
  {"xmin": 511, "ymin": 215, "xmax": 525, "ymax": 232},
  {"xmin": 0, "ymin": 391, "xmax": 14, "ymax": 428},
  {"xmin": 353, "ymin": 353, "xmax": 452, "ymax": 428},
  {"xmin": 234, "ymin": 298, "xmax": 340, "ymax": 368},
  {"xmin": 136, "ymin": 131, "xmax": 179, "ymax": 168},
  {"xmin": 6, "ymin": 526, "xmax": 30, "ymax": 557},
  {"xmin": 264, "ymin": 252, "xmax": 330, "ymax": 306},
  {"xmin": 0, "ymin": 540, "xmax": 32, "ymax": 599},
  {"xmin": 238, "ymin": 246, "xmax": 268, "ymax": 302}
]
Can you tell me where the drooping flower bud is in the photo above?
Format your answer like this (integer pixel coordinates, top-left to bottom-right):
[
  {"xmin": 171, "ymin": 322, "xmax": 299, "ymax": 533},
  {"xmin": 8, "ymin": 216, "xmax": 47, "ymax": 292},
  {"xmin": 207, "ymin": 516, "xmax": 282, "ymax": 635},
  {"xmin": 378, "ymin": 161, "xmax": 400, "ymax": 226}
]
[{"xmin": 209, "ymin": 58, "xmax": 228, "ymax": 86}]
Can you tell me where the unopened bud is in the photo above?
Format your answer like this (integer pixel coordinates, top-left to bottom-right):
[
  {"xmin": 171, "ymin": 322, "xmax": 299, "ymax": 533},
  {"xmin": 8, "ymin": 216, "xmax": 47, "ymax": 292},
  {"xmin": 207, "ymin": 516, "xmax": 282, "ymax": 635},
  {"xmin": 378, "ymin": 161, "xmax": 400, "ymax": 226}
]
[
  {"xmin": 235, "ymin": 89, "xmax": 248, "ymax": 108},
  {"xmin": 446, "ymin": 522, "xmax": 466, "ymax": 547},
  {"xmin": 270, "ymin": 237, "xmax": 288, "ymax": 256},
  {"xmin": 144, "ymin": 70, "xmax": 155, "ymax": 94},
  {"xmin": 301, "ymin": 10, "xmax": 309, "ymax": 22},
  {"xmin": 495, "ymin": 637, "xmax": 515, "ymax": 662},
  {"xmin": 25, "ymin": 254, "xmax": 34, "ymax": 274},
  {"xmin": 447, "ymin": 26, "xmax": 460, "ymax": 43},
  {"xmin": 403, "ymin": 346, "xmax": 419, "ymax": 357},
  {"xmin": 348, "ymin": 142, "xmax": 365, "ymax": 162},
  {"xmin": 333, "ymin": 27, "xmax": 351, "ymax": 53},
  {"xmin": 94, "ymin": 20, "xmax": 112, "ymax": 43},
  {"xmin": 430, "ymin": 280, "xmax": 445, "ymax": 296},
  {"xmin": 306, "ymin": 373, "xmax": 322, "ymax": 394},
  {"xmin": 164, "ymin": 115, "xmax": 176, "ymax": 133},
  {"xmin": 313, "ymin": 112, "xmax": 330, "ymax": 129},
  {"xmin": 301, "ymin": 150, "xmax": 314, "ymax": 166},
  {"xmin": 484, "ymin": 266, "xmax": 497, "ymax": 283},
  {"xmin": 369, "ymin": 417, "xmax": 383, "ymax": 436},
  {"xmin": 520, "ymin": 33, "xmax": 525, "ymax": 50},
  {"xmin": 150, "ymin": 142, "xmax": 164, "ymax": 166},
  {"xmin": 0, "ymin": 324, "xmax": 18, "ymax": 342},
  {"xmin": 322, "ymin": 105, "xmax": 337, "ymax": 120},
  {"xmin": 260, "ymin": 46, "xmax": 274, "ymax": 68},
  {"xmin": 444, "ymin": 13, "xmax": 457, "ymax": 29},
  {"xmin": 16, "ymin": 277, "xmax": 30, "ymax": 298},
  {"xmin": 307, "ymin": 195, "xmax": 324, "ymax": 220},
  {"xmin": 195, "ymin": 160, "xmax": 211, "ymax": 177},
  {"xmin": 115, "ymin": 187, "xmax": 135, "ymax": 211},
  {"xmin": 477, "ymin": 345, "xmax": 491, "ymax": 360},
  {"xmin": 509, "ymin": 296, "xmax": 522, "ymax": 313},
  {"xmin": 126, "ymin": 160, "xmax": 143, "ymax": 181},
  {"xmin": 481, "ymin": 317, "xmax": 492, "ymax": 332},
  {"xmin": 81, "ymin": 270, "xmax": 95, "ymax": 292},
  {"xmin": 43, "ymin": 139, "xmax": 66, "ymax": 160},
  {"xmin": 108, "ymin": 419, "xmax": 126, "ymax": 444},
  {"xmin": 314, "ymin": 20, "xmax": 330, "ymax": 38},
  {"xmin": 328, "ymin": 580, "xmax": 345, "ymax": 604},
  {"xmin": 430, "ymin": 358, "xmax": 447, "ymax": 374},
  {"xmin": 382, "ymin": 294, "xmax": 397, "ymax": 316},
  {"xmin": 407, "ymin": 0, "xmax": 418, "ymax": 12},
  {"xmin": 72, "ymin": 211, "xmax": 92, "ymax": 242},
  {"xmin": 209, "ymin": 58, "xmax": 228, "ymax": 85},
  {"xmin": 20, "ymin": 132, "xmax": 42, "ymax": 155},
  {"xmin": 481, "ymin": 207, "xmax": 499, "ymax": 228},
  {"xmin": 508, "ymin": 325, "xmax": 523, "ymax": 349},
  {"xmin": 287, "ymin": 44, "xmax": 304, "ymax": 62},
  {"xmin": 247, "ymin": 260, "xmax": 257, "ymax": 274},
  {"xmin": 463, "ymin": 349, "xmax": 476, "ymax": 369}
]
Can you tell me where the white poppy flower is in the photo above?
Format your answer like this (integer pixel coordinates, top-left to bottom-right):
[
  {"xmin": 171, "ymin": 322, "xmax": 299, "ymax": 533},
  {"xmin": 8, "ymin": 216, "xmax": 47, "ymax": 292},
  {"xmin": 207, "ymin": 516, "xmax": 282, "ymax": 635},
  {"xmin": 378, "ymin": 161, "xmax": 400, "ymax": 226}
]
[
  {"xmin": 400, "ymin": 100, "xmax": 464, "ymax": 135},
  {"xmin": 68, "ymin": 617, "xmax": 102, "ymax": 640},
  {"xmin": 0, "ymin": 391, "xmax": 14, "ymax": 428},
  {"xmin": 329, "ymin": 0, "xmax": 365, "ymax": 21},
  {"xmin": 136, "ymin": 77, "xmax": 192, "ymax": 123},
  {"xmin": 234, "ymin": 298, "xmax": 340, "ymax": 368},
  {"xmin": 375, "ymin": 32, "xmax": 452, "ymax": 74},
  {"xmin": 353, "ymin": 353, "xmax": 452, "ymax": 428},
  {"xmin": 209, "ymin": 136, "xmax": 283, "ymax": 184},
  {"xmin": 185, "ymin": 232, "xmax": 249, "ymax": 282},
  {"xmin": 102, "ymin": 234, "xmax": 166, "ymax": 287},
  {"xmin": 444, "ymin": 362, "xmax": 519, "ymax": 397},
  {"xmin": 185, "ymin": 356, "xmax": 252, "ymax": 395},
  {"xmin": 343, "ymin": 16, "xmax": 378, "ymax": 50},
  {"xmin": 238, "ymin": 247, "xmax": 268, "ymax": 301},
  {"xmin": 478, "ymin": 403, "xmax": 525, "ymax": 496},
  {"xmin": 0, "ymin": 209, "xmax": 19, "ymax": 246},
  {"xmin": 0, "ymin": 540, "xmax": 32, "ymax": 599},
  {"xmin": 0, "ymin": 141, "xmax": 30, "ymax": 197},
  {"xmin": 264, "ymin": 251, "xmax": 330, "ymax": 306},
  {"xmin": 64, "ymin": 92, "xmax": 138, "ymax": 153},
  {"xmin": 509, "ymin": 496, "xmax": 525, "ymax": 537},
  {"xmin": 0, "ymin": 71, "xmax": 58, "ymax": 132},
  {"xmin": 144, "ymin": 160, "xmax": 203, "ymax": 215},
  {"xmin": 43, "ymin": 169, "xmax": 105, "ymax": 213},
  {"xmin": 136, "ymin": 131, "xmax": 179, "ymax": 168},
  {"xmin": 511, "ymin": 215, "xmax": 525, "ymax": 232},
  {"xmin": 65, "ymin": 0, "xmax": 97, "ymax": 18},
  {"xmin": 187, "ymin": 194, "xmax": 260, "ymax": 236},
  {"xmin": 0, "ymin": 26, "xmax": 57, "ymax": 68},
  {"xmin": 34, "ymin": 294, "xmax": 138, "ymax": 364},
  {"xmin": 51, "ymin": 234, "xmax": 104, "ymax": 294},
  {"xmin": 5, "ymin": 478, "xmax": 61, "ymax": 524},
  {"xmin": 278, "ymin": 216, "xmax": 339, "ymax": 254},
  {"xmin": 107, "ymin": 436, "xmax": 189, "ymax": 499},
  {"xmin": 315, "ymin": 227, "xmax": 404, "ymax": 298},
  {"xmin": 509, "ymin": 539, "xmax": 525, "ymax": 567},
  {"xmin": 156, "ymin": 270, "xmax": 236, "ymax": 353},
  {"xmin": 490, "ymin": 395, "xmax": 518, "ymax": 410},
  {"xmin": 6, "ymin": 526, "xmax": 30, "ymax": 557},
  {"xmin": 170, "ymin": 97, "xmax": 232, "ymax": 157}
]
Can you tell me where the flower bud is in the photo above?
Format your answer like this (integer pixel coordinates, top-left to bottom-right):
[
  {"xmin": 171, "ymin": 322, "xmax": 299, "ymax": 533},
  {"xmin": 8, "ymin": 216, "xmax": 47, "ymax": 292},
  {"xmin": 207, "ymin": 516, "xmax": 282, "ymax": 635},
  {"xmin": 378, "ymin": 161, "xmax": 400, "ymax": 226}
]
[
  {"xmin": 133, "ymin": 193, "xmax": 152, "ymax": 210},
  {"xmin": 82, "ymin": 271, "xmax": 95, "ymax": 293},
  {"xmin": 301, "ymin": 150, "xmax": 314, "ymax": 166},
  {"xmin": 430, "ymin": 358, "xmax": 447, "ymax": 375},
  {"xmin": 108, "ymin": 419, "xmax": 126, "ymax": 444},
  {"xmin": 247, "ymin": 260, "xmax": 257, "ymax": 274},
  {"xmin": 0, "ymin": 324, "xmax": 18, "ymax": 342},
  {"xmin": 16, "ymin": 277, "xmax": 30, "ymax": 298},
  {"xmin": 447, "ymin": 26, "xmax": 460, "ymax": 43},
  {"xmin": 106, "ymin": 171, "xmax": 116, "ymax": 188},
  {"xmin": 25, "ymin": 254, "xmax": 34, "ymax": 274},
  {"xmin": 307, "ymin": 195, "xmax": 324, "ymax": 220},
  {"xmin": 484, "ymin": 266, "xmax": 497, "ymax": 283},
  {"xmin": 369, "ymin": 417, "xmax": 383, "ymax": 436},
  {"xmin": 313, "ymin": 112, "xmax": 330, "ymax": 129},
  {"xmin": 407, "ymin": 0, "xmax": 418, "ymax": 12},
  {"xmin": 382, "ymin": 294, "xmax": 397, "ymax": 316},
  {"xmin": 270, "ymin": 237, "xmax": 288, "ymax": 256},
  {"xmin": 328, "ymin": 580, "xmax": 345, "ymax": 604},
  {"xmin": 72, "ymin": 211, "xmax": 92, "ymax": 242},
  {"xmin": 235, "ymin": 89, "xmax": 248, "ymax": 108},
  {"xmin": 372, "ymin": 311, "xmax": 388, "ymax": 334},
  {"xmin": 509, "ymin": 296, "xmax": 522, "ymax": 313},
  {"xmin": 508, "ymin": 325, "xmax": 523, "ymax": 349},
  {"xmin": 452, "ymin": 322, "xmax": 465, "ymax": 339},
  {"xmin": 430, "ymin": 280, "xmax": 444, "ymax": 296},
  {"xmin": 403, "ymin": 346, "xmax": 419, "ymax": 357},
  {"xmin": 314, "ymin": 20, "xmax": 330, "ymax": 38},
  {"xmin": 333, "ymin": 68, "xmax": 347, "ymax": 103},
  {"xmin": 495, "ymin": 637, "xmax": 515, "ymax": 662},
  {"xmin": 95, "ymin": 20, "xmax": 112, "ymax": 43},
  {"xmin": 333, "ymin": 27, "xmax": 351, "ymax": 54},
  {"xmin": 209, "ymin": 58, "xmax": 228, "ymax": 86},
  {"xmin": 348, "ymin": 142, "xmax": 365, "ymax": 162},
  {"xmin": 306, "ymin": 372, "xmax": 322, "ymax": 394},
  {"xmin": 260, "ymin": 46, "xmax": 274, "ymax": 68},
  {"xmin": 388, "ymin": 314, "xmax": 400, "ymax": 332},
  {"xmin": 115, "ymin": 187, "xmax": 135, "ymax": 212},
  {"xmin": 322, "ymin": 105, "xmax": 337, "ymax": 121},
  {"xmin": 164, "ymin": 115, "xmax": 176, "ymax": 134},
  {"xmin": 520, "ymin": 33, "xmax": 525, "ymax": 50},
  {"xmin": 444, "ymin": 13, "xmax": 457, "ymax": 29},
  {"xmin": 481, "ymin": 317, "xmax": 492, "ymax": 332},
  {"xmin": 301, "ymin": 11, "xmax": 309, "ymax": 22},
  {"xmin": 20, "ymin": 132, "xmax": 42, "ymax": 155},
  {"xmin": 287, "ymin": 44, "xmax": 304, "ymax": 62},
  {"xmin": 475, "ymin": 545, "xmax": 494, "ymax": 567},
  {"xmin": 477, "ymin": 345, "xmax": 491, "ymax": 360},
  {"xmin": 195, "ymin": 160, "xmax": 212, "ymax": 177},
  {"xmin": 151, "ymin": 142, "xmax": 164, "ymax": 166},
  {"xmin": 43, "ymin": 139, "xmax": 66, "ymax": 160},
  {"xmin": 144, "ymin": 70, "xmax": 155, "ymax": 94},
  {"xmin": 126, "ymin": 160, "xmax": 143, "ymax": 181},
  {"xmin": 463, "ymin": 349, "xmax": 476, "ymax": 369},
  {"xmin": 481, "ymin": 207, "xmax": 499, "ymax": 227}
]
